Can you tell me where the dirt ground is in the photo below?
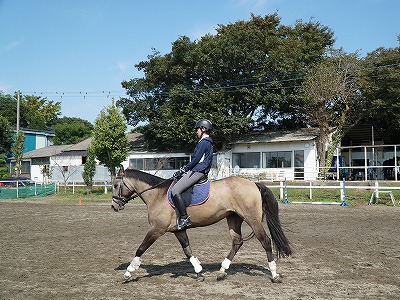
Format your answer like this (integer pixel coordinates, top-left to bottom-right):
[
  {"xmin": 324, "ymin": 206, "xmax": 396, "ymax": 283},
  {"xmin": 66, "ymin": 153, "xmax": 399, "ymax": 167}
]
[{"xmin": 0, "ymin": 200, "xmax": 399, "ymax": 300}]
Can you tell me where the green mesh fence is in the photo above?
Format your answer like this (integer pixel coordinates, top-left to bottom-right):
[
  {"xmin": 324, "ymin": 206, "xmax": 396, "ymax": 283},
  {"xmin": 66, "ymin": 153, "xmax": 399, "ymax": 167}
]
[{"xmin": 0, "ymin": 183, "xmax": 57, "ymax": 199}]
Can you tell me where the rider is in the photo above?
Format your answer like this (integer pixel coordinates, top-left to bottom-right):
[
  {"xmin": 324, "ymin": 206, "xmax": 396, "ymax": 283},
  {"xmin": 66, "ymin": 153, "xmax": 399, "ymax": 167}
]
[{"xmin": 171, "ymin": 119, "xmax": 214, "ymax": 230}]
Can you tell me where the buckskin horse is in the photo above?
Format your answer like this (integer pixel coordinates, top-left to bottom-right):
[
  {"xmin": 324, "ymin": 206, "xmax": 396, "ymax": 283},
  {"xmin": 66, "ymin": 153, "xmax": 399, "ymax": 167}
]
[{"xmin": 111, "ymin": 165, "xmax": 292, "ymax": 282}]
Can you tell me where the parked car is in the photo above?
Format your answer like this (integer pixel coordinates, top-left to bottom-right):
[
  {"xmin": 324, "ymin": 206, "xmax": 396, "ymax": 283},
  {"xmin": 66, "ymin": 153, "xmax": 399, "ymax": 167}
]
[{"xmin": 0, "ymin": 177, "xmax": 35, "ymax": 187}]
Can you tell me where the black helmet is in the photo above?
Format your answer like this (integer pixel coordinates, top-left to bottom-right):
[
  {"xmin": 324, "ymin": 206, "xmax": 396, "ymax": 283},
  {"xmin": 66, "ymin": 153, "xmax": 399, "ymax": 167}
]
[{"xmin": 195, "ymin": 119, "xmax": 213, "ymax": 131}]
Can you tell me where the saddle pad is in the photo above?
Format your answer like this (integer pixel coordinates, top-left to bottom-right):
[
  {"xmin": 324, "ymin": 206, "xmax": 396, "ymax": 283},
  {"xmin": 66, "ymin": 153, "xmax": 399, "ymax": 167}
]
[{"xmin": 167, "ymin": 180, "xmax": 211, "ymax": 207}]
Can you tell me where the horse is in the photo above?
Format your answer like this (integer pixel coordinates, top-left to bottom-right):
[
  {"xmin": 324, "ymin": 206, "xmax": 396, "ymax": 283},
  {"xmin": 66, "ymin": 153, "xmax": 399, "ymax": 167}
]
[{"xmin": 111, "ymin": 165, "xmax": 292, "ymax": 282}]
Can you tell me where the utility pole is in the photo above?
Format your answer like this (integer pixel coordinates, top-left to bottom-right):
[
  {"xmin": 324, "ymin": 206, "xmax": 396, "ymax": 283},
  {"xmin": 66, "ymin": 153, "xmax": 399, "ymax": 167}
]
[{"xmin": 16, "ymin": 89, "xmax": 20, "ymax": 132}]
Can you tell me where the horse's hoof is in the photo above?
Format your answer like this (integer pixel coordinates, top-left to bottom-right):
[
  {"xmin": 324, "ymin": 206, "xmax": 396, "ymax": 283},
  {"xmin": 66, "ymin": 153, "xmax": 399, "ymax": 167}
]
[
  {"xmin": 270, "ymin": 274, "xmax": 282, "ymax": 283},
  {"xmin": 124, "ymin": 271, "xmax": 132, "ymax": 280},
  {"xmin": 196, "ymin": 273, "xmax": 205, "ymax": 282},
  {"xmin": 189, "ymin": 273, "xmax": 205, "ymax": 281},
  {"xmin": 216, "ymin": 271, "xmax": 227, "ymax": 281}
]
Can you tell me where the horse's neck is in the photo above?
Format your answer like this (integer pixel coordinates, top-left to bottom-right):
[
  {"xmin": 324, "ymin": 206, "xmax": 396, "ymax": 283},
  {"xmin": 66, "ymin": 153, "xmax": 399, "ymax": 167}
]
[{"xmin": 134, "ymin": 180, "xmax": 166, "ymax": 206}]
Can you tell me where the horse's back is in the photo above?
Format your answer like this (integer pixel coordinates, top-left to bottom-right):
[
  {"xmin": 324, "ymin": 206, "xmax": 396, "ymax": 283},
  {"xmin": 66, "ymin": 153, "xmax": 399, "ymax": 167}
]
[{"xmin": 210, "ymin": 176, "xmax": 262, "ymax": 202}]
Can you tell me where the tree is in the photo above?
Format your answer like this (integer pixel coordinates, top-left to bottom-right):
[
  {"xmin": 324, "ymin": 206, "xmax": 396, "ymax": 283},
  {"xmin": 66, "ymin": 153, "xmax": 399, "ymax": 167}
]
[
  {"xmin": 118, "ymin": 14, "xmax": 334, "ymax": 151},
  {"xmin": 82, "ymin": 145, "xmax": 96, "ymax": 192},
  {"xmin": 52, "ymin": 117, "xmax": 93, "ymax": 145},
  {"xmin": 0, "ymin": 154, "xmax": 9, "ymax": 178},
  {"xmin": 299, "ymin": 49, "xmax": 365, "ymax": 173},
  {"xmin": 359, "ymin": 42, "xmax": 400, "ymax": 143},
  {"xmin": 0, "ymin": 92, "xmax": 61, "ymax": 130},
  {"xmin": 0, "ymin": 115, "xmax": 13, "ymax": 156},
  {"xmin": 22, "ymin": 94, "xmax": 61, "ymax": 129},
  {"xmin": 92, "ymin": 101, "xmax": 129, "ymax": 180},
  {"xmin": 11, "ymin": 131, "xmax": 25, "ymax": 176}
]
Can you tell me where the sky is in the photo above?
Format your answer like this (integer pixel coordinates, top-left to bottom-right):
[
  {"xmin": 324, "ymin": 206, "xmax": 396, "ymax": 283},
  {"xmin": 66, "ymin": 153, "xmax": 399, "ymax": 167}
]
[{"xmin": 1, "ymin": 0, "xmax": 399, "ymax": 124}]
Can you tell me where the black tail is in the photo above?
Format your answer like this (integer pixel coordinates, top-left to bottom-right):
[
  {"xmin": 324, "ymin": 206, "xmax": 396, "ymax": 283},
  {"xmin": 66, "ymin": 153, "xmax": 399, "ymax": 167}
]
[{"xmin": 255, "ymin": 182, "xmax": 292, "ymax": 258}]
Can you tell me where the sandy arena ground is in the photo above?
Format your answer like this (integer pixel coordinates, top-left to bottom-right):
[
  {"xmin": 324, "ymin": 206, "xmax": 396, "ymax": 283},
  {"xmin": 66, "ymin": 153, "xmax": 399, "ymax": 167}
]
[{"xmin": 0, "ymin": 200, "xmax": 399, "ymax": 300}]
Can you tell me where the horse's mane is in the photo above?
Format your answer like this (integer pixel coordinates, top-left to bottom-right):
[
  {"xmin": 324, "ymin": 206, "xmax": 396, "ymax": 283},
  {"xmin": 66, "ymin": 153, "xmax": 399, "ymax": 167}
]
[{"xmin": 124, "ymin": 168, "xmax": 173, "ymax": 189}]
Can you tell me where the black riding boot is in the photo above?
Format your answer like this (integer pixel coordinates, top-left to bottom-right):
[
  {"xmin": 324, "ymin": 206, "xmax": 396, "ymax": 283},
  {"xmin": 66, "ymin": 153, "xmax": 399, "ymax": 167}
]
[{"xmin": 172, "ymin": 193, "xmax": 192, "ymax": 230}]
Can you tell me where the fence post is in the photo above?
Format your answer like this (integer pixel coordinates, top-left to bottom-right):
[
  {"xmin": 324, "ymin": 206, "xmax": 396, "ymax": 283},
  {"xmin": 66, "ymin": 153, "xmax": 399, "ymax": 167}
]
[
  {"xmin": 374, "ymin": 180, "xmax": 379, "ymax": 203},
  {"xmin": 309, "ymin": 181, "xmax": 312, "ymax": 200},
  {"xmin": 340, "ymin": 178, "xmax": 349, "ymax": 206},
  {"xmin": 280, "ymin": 180, "xmax": 284, "ymax": 200},
  {"xmin": 72, "ymin": 181, "xmax": 75, "ymax": 194},
  {"xmin": 104, "ymin": 181, "xmax": 107, "ymax": 194},
  {"xmin": 340, "ymin": 180, "xmax": 344, "ymax": 201}
]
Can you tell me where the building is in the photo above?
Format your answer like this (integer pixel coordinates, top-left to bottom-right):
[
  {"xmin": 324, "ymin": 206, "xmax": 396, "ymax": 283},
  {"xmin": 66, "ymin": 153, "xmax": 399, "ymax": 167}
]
[
  {"xmin": 218, "ymin": 128, "xmax": 320, "ymax": 181},
  {"xmin": 17, "ymin": 128, "xmax": 55, "ymax": 153},
  {"xmin": 14, "ymin": 127, "xmax": 398, "ymax": 183}
]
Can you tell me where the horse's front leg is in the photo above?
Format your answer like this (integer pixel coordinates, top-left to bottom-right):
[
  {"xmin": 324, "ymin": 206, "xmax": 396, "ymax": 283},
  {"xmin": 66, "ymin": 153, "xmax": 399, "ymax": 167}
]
[
  {"xmin": 174, "ymin": 230, "xmax": 203, "ymax": 280},
  {"xmin": 124, "ymin": 228, "xmax": 164, "ymax": 280}
]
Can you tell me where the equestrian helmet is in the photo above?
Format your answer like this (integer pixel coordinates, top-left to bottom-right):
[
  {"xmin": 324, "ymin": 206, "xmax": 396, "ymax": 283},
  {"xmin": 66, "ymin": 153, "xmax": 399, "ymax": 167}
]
[{"xmin": 195, "ymin": 119, "xmax": 213, "ymax": 131}]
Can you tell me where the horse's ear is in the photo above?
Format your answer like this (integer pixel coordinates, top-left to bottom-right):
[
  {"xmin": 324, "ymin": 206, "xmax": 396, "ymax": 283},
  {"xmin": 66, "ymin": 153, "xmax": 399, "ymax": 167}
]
[{"xmin": 118, "ymin": 164, "xmax": 125, "ymax": 177}]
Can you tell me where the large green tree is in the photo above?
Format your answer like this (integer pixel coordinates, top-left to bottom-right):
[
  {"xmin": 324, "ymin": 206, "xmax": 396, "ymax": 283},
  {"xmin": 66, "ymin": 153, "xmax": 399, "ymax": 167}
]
[
  {"xmin": 22, "ymin": 95, "xmax": 61, "ymax": 129},
  {"xmin": 0, "ymin": 92, "xmax": 61, "ymax": 130},
  {"xmin": 359, "ymin": 42, "xmax": 400, "ymax": 143},
  {"xmin": 92, "ymin": 102, "xmax": 129, "ymax": 179},
  {"xmin": 52, "ymin": 117, "xmax": 93, "ymax": 145},
  {"xmin": 118, "ymin": 14, "xmax": 334, "ymax": 151}
]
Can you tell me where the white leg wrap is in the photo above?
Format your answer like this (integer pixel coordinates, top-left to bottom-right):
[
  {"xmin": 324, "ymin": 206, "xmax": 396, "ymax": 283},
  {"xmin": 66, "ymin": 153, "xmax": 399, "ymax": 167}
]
[
  {"xmin": 127, "ymin": 256, "xmax": 141, "ymax": 272},
  {"xmin": 124, "ymin": 256, "xmax": 141, "ymax": 279},
  {"xmin": 220, "ymin": 258, "xmax": 231, "ymax": 272},
  {"xmin": 268, "ymin": 260, "xmax": 278, "ymax": 278},
  {"xmin": 190, "ymin": 256, "xmax": 202, "ymax": 273}
]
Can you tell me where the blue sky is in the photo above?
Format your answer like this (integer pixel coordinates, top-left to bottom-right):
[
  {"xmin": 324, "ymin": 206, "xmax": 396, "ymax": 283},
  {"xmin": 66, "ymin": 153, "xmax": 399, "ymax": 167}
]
[{"xmin": 1, "ymin": 0, "xmax": 399, "ymax": 123}]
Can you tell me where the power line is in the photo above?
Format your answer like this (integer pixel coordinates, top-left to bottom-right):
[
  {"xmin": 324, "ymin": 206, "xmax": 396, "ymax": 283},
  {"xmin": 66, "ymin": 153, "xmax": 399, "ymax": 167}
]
[{"xmin": 20, "ymin": 62, "xmax": 399, "ymax": 99}]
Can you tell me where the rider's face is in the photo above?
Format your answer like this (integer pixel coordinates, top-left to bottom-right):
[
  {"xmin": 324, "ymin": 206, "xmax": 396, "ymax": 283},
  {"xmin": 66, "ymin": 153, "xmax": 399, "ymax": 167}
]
[{"xmin": 196, "ymin": 127, "xmax": 203, "ymax": 138}]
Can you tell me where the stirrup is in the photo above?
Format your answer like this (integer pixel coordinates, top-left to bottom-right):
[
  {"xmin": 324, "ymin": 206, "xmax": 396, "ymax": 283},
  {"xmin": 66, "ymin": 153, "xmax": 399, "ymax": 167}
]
[{"xmin": 176, "ymin": 215, "xmax": 192, "ymax": 230}]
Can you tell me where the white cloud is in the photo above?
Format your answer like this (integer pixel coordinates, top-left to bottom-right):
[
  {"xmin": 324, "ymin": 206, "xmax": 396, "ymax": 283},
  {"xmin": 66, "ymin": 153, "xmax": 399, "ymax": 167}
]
[{"xmin": 0, "ymin": 38, "xmax": 23, "ymax": 55}]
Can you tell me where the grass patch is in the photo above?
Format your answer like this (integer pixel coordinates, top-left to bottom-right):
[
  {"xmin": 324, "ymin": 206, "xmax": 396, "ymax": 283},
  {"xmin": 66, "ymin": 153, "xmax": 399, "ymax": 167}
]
[{"xmin": 4, "ymin": 182, "xmax": 399, "ymax": 206}]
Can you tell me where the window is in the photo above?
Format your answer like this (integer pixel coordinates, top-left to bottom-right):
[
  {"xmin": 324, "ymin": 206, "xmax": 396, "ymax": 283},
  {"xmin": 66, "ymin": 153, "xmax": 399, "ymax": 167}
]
[
  {"xmin": 262, "ymin": 151, "xmax": 292, "ymax": 168},
  {"xmin": 32, "ymin": 157, "xmax": 50, "ymax": 165},
  {"xmin": 232, "ymin": 152, "xmax": 260, "ymax": 168}
]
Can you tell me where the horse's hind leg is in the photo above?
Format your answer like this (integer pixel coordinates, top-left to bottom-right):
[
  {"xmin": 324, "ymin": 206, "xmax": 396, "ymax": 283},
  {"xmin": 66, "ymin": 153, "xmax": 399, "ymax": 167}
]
[
  {"xmin": 250, "ymin": 221, "xmax": 281, "ymax": 282},
  {"xmin": 174, "ymin": 230, "xmax": 203, "ymax": 280},
  {"xmin": 217, "ymin": 214, "xmax": 244, "ymax": 280}
]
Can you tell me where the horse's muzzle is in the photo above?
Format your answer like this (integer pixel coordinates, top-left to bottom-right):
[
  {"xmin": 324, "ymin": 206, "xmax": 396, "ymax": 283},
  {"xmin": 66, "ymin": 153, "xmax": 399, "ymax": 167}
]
[{"xmin": 111, "ymin": 198, "xmax": 125, "ymax": 212}]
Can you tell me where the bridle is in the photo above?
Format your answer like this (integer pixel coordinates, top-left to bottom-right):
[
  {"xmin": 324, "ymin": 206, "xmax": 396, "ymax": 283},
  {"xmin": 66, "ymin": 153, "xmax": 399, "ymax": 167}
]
[{"xmin": 112, "ymin": 175, "xmax": 172, "ymax": 207}]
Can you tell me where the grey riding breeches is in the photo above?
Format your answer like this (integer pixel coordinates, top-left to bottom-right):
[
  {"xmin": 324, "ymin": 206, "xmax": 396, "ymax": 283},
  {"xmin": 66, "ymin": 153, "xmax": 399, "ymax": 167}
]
[{"xmin": 171, "ymin": 171, "xmax": 205, "ymax": 197}]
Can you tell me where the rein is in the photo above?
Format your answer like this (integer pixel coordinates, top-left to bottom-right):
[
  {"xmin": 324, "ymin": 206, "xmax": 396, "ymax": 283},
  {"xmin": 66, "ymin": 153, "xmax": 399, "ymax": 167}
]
[{"xmin": 113, "ymin": 175, "xmax": 172, "ymax": 206}]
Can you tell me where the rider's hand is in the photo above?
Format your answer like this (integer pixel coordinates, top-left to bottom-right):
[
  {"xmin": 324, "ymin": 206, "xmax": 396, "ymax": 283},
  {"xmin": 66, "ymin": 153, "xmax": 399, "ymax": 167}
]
[{"xmin": 173, "ymin": 167, "xmax": 186, "ymax": 178}]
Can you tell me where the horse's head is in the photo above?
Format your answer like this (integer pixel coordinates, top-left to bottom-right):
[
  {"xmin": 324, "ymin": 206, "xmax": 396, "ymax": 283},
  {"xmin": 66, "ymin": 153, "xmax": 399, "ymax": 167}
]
[{"xmin": 111, "ymin": 165, "xmax": 135, "ymax": 212}]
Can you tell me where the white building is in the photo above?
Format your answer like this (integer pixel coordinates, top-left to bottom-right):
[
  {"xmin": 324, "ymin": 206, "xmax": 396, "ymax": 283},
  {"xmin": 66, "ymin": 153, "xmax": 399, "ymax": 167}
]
[
  {"xmin": 217, "ymin": 128, "xmax": 320, "ymax": 181},
  {"xmin": 18, "ymin": 129, "xmax": 320, "ymax": 183}
]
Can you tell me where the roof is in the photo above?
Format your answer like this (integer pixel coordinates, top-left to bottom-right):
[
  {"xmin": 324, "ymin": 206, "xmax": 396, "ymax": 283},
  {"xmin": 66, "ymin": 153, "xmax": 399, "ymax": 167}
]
[
  {"xmin": 15, "ymin": 127, "xmax": 56, "ymax": 137},
  {"xmin": 232, "ymin": 128, "xmax": 320, "ymax": 144},
  {"xmin": 127, "ymin": 132, "xmax": 146, "ymax": 150},
  {"xmin": 21, "ymin": 144, "xmax": 72, "ymax": 159},
  {"xmin": 20, "ymin": 133, "xmax": 147, "ymax": 159}
]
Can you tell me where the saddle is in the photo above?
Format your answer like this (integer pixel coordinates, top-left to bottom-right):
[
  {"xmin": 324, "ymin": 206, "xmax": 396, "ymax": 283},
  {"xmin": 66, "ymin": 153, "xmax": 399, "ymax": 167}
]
[{"xmin": 167, "ymin": 176, "xmax": 211, "ymax": 208}]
